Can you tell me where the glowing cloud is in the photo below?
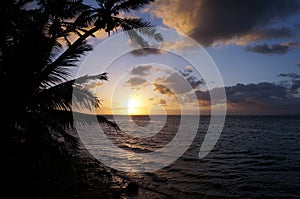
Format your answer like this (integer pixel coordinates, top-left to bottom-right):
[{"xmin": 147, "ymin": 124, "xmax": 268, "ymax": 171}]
[{"xmin": 149, "ymin": 0, "xmax": 300, "ymax": 46}]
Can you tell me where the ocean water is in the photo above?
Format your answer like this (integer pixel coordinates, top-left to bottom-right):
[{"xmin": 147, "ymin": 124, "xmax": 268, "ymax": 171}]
[{"xmin": 78, "ymin": 115, "xmax": 300, "ymax": 198}]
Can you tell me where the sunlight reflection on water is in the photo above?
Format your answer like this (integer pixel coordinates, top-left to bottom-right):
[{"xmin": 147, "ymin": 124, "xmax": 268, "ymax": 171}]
[{"xmin": 77, "ymin": 115, "xmax": 300, "ymax": 198}]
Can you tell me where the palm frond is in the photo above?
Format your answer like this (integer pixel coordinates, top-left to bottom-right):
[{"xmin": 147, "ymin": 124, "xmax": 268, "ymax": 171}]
[
  {"xmin": 119, "ymin": 17, "xmax": 163, "ymax": 48},
  {"xmin": 112, "ymin": 0, "xmax": 154, "ymax": 12},
  {"xmin": 36, "ymin": 72, "xmax": 108, "ymax": 113},
  {"xmin": 74, "ymin": 9, "xmax": 99, "ymax": 28},
  {"xmin": 43, "ymin": 110, "xmax": 75, "ymax": 129},
  {"xmin": 38, "ymin": 0, "xmax": 89, "ymax": 19},
  {"xmin": 15, "ymin": 111, "xmax": 72, "ymax": 152},
  {"xmin": 40, "ymin": 41, "xmax": 92, "ymax": 87},
  {"xmin": 75, "ymin": 72, "xmax": 108, "ymax": 84},
  {"xmin": 73, "ymin": 111, "xmax": 120, "ymax": 130},
  {"xmin": 46, "ymin": 120, "xmax": 80, "ymax": 148},
  {"xmin": 3, "ymin": 0, "xmax": 158, "ymax": 168},
  {"xmin": 34, "ymin": 84, "xmax": 73, "ymax": 112},
  {"xmin": 121, "ymin": 17, "xmax": 163, "ymax": 42},
  {"xmin": 35, "ymin": 79, "xmax": 98, "ymax": 112},
  {"xmin": 97, "ymin": 115, "xmax": 119, "ymax": 130},
  {"xmin": 72, "ymin": 85, "xmax": 101, "ymax": 110},
  {"xmin": 27, "ymin": 112, "xmax": 79, "ymax": 156},
  {"xmin": 16, "ymin": 0, "xmax": 35, "ymax": 8},
  {"xmin": 125, "ymin": 29, "xmax": 150, "ymax": 48}
]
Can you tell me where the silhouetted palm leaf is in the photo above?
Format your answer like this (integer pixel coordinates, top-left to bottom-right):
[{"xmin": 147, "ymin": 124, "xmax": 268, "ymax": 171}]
[
  {"xmin": 1, "ymin": 0, "xmax": 160, "ymax": 170},
  {"xmin": 36, "ymin": 73, "xmax": 109, "ymax": 111},
  {"xmin": 40, "ymin": 41, "xmax": 92, "ymax": 87},
  {"xmin": 112, "ymin": 0, "xmax": 154, "ymax": 12},
  {"xmin": 120, "ymin": 17, "xmax": 163, "ymax": 47}
]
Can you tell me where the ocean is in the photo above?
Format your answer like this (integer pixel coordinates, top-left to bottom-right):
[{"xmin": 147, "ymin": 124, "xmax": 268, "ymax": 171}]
[{"xmin": 76, "ymin": 115, "xmax": 300, "ymax": 198}]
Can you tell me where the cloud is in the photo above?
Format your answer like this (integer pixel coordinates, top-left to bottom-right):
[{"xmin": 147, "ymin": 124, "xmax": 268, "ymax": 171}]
[
  {"xmin": 161, "ymin": 37, "xmax": 200, "ymax": 51},
  {"xmin": 153, "ymin": 83, "xmax": 174, "ymax": 95},
  {"xmin": 246, "ymin": 42, "xmax": 300, "ymax": 54},
  {"xmin": 130, "ymin": 48, "xmax": 163, "ymax": 56},
  {"xmin": 180, "ymin": 69, "xmax": 203, "ymax": 88},
  {"xmin": 130, "ymin": 65, "xmax": 153, "ymax": 76},
  {"xmin": 192, "ymin": 82, "xmax": 300, "ymax": 114},
  {"xmin": 278, "ymin": 73, "xmax": 300, "ymax": 94},
  {"xmin": 290, "ymin": 80, "xmax": 300, "ymax": 94},
  {"xmin": 225, "ymin": 82, "xmax": 288, "ymax": 103},
  {"xmin": 150, "ymin": 0, "xmax": 300, "ymax": 46},
  {"xmin": 154, "ymin": 69, "xmax": 203, "ymax": 95},
  {"xmin": 124, "ymin": 77, "xmax": 148, "ymax": 88},
  {"xmin": 194, "ymin": 90, "xmax": 210, "ymax": 102},
  {"xmin": 125, "ymin": 65, "xmax": 203, "ymax": 93},
  {"xmin": 157, "ymin": 99, "xmax": 167, "ymax": 106},
  {"xmin": 278, "ymin": 73, "xmax": 300, "ymax": 79},
  {"xmin": 82, "ymin": 79, "xmax": 104, "ymax": 90},
  {"xmin": 232, "ymin": 27, "xmax": 294, "ymax": 46}
]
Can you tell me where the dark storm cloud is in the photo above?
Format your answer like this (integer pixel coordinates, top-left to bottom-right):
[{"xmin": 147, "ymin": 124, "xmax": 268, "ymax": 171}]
[
  {"xmin": 225, "ymin": 82, "xmax": 288, "ymax": 103},
  {"xmin": 246, "ymin": 42, "xmax": 300, "ymax": 54},
  {"xmin": 195, "ymin": 90, "xmax": 210, "ymax": 102},
  {"xmin": 195, "ymin": 82, "xmax": 287, "ymax": 105},
  {"xmin": 152, "ymin": 0, "xmax": 300, "ymax": 46},
  {"xmin": 290, "ymin": 79, "xmax": 300, "ymax": 94},
  {"xmin": 278, "ymin": 73, "xmax": 300, "ymax": 79},
  {"xmin": 192, "ymin": 82, "xmax": 300, "ymax": 114},
  {"xmin": 191, "ymin": 0, "xmax": 300, "ymax": 46},
  {"xmin": 278, "ymin": 73, "xmax": 300, "ymax": 94}
]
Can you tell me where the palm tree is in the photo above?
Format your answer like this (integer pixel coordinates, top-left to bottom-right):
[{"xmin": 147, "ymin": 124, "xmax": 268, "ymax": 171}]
[{"xmin": 0, "ymin": 0, "xmax": 162, "ymax": 189}]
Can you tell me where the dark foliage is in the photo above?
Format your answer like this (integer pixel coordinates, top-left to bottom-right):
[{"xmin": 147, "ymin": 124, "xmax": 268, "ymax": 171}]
[{"xmin": 0, "ymin": 0, "xmax": 160, "ymax": 197}]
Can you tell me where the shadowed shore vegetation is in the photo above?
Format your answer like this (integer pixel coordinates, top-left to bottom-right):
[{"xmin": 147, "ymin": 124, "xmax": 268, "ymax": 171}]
[{"xmin": 0, "ymin": 0, "xmax": 163, "ymax": 198}]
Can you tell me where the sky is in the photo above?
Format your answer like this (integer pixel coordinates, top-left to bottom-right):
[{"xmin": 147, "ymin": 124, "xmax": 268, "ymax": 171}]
[{"xmin": 79, "ymin": 0, "xmax": 300, "ymax": 115}]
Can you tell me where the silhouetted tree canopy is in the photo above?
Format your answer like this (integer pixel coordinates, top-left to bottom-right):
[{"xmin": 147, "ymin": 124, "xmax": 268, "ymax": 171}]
[{"xmin": 0, "ymin": 0, "xmax": 161, "ymax": 162}]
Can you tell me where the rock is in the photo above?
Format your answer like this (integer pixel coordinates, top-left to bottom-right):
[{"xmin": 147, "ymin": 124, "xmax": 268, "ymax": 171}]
[
  {"xmin": 126, "ymin": 182, "xmax": 139, "ymax": 196},
  {"xmin": 112, "ymin": 189, "xmax": 122, "ymax": 199}
]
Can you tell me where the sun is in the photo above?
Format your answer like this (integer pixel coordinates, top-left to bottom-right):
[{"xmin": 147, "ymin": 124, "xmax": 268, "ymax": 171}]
[{"xmin": 127, "ymin": 97, "xmax": 140, "ymax": 115}]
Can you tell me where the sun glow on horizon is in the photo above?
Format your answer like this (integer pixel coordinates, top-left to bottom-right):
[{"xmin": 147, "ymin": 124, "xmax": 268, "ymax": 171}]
[{"xmin": 127, "ymin": 97, "xmax": 141, "ymax": 115}]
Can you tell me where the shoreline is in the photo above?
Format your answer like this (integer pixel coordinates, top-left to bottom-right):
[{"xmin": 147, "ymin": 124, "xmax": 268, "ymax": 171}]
[
  {"xmin": 2, "ymin": 135, "xmax": 170, "ymax": 199},
  {"xmin": 68, "ymin": 126, "xmax": 172, "ymax": 199},
  {"xmin": 74, "ymin": 146, "xmax": 172, "ymax": 199}
]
